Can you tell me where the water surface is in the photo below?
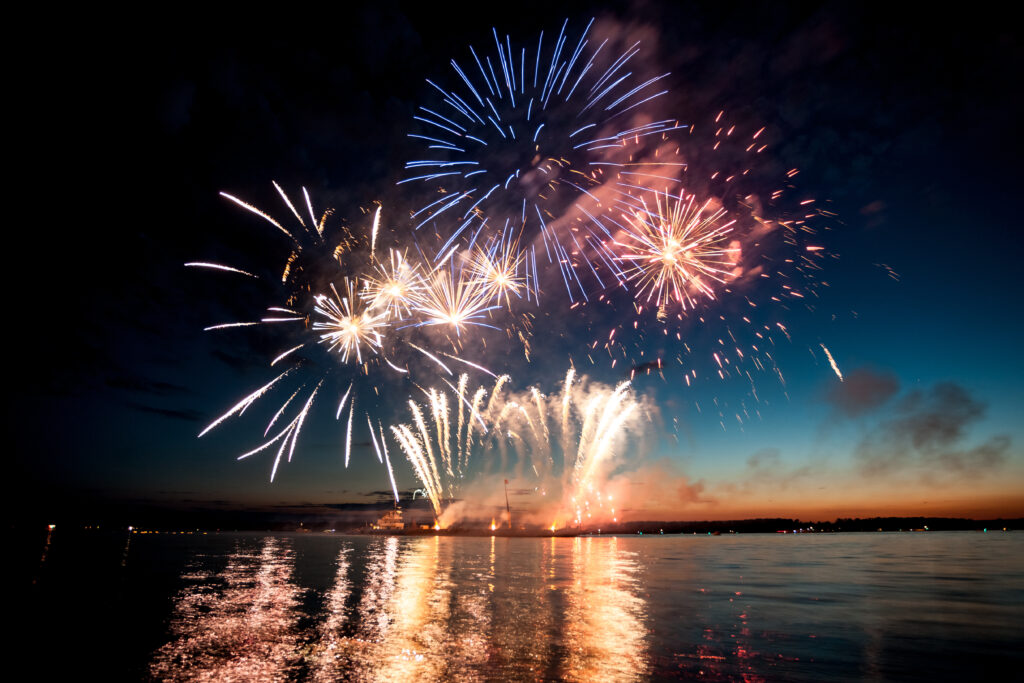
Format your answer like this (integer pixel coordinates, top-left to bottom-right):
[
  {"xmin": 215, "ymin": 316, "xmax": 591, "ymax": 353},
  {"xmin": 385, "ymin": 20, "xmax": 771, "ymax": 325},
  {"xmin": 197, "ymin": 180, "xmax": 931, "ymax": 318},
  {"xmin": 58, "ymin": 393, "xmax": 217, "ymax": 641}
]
[{"xmin": 25, "ymin": 531, "xmax": 1024, "ymax": 680}]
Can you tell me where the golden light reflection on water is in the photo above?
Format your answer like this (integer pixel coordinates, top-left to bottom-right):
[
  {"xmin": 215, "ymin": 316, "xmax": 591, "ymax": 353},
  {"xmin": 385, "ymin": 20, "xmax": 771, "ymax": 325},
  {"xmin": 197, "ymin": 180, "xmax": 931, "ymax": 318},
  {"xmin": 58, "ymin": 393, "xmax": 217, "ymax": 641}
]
[
  {"xmin": 149, "ymin": 537, "xmax": 304, "ymax": 681},
  {"xmin": 153, "ymin": 536, "xmax": 650, "ymax": 681},
  {"xmin": 308, "ymin": 545, "xmax": 351, "ymax": 682},
  {"xmin": 563, "ymin": 536, "xmax": 648, "ymax": 682}
]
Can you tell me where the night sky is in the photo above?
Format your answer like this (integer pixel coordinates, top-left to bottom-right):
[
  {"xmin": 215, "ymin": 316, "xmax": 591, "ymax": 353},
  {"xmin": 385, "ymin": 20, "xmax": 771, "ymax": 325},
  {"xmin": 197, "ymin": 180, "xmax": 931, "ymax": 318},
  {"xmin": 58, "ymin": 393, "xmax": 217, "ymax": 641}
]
[{"xmin": 15, "ymin": 2, "xmax": 1023, "ymax": 525}]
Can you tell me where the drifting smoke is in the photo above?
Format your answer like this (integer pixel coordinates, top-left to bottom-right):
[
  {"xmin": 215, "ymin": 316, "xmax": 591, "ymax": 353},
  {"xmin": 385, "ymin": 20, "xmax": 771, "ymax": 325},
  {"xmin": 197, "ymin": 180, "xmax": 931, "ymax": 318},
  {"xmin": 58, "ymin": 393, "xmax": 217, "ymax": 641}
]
[
  {"xmin": 854, "ymin": 382, "xmax": 1011, "ymax": 478},
  {"xmin": 826, "ymin": 366, "xmax": 900, "ymax": 417}
]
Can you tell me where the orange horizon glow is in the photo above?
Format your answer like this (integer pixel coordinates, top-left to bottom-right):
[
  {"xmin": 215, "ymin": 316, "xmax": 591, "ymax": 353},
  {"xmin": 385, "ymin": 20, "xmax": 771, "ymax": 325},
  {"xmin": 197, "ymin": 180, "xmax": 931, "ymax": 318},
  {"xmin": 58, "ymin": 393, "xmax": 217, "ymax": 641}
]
[{"xmin": 616, "ymin": 493, "xmax": 1024, "ymax": 522}]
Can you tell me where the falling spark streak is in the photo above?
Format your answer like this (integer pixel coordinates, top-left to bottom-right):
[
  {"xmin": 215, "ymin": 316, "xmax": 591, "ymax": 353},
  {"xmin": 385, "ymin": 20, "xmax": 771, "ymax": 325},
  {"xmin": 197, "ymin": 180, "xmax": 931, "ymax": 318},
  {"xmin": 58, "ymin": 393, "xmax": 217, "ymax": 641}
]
[
  {"xmin": 344, "ymin": 400, "xmax": 355, "ymax": 468},
  {"xmin": 219, "ymin": 192, "xmax": 297, "ymax": 243},
  {"xmin": 335, "ymin": 383, "xmax": 353, "ymax": 420},
  {"xmin": 199, "ymin": 369, "xmax": 293, "ymax": 437},
  {"xmin": 439, "ymin": 384, "xmax": 488, "ymax": 438},
  {"xmin": 370, "ymin": 205, "xmax": 381, "ymax": 259},
  {"xmin": 442, "ymin": 352, "xmax": 497, "ymax": 377},
  {"xmin": 285, "ymin": 380, "xmax": 323, "ymax": 468},
  {"xmin": 184, "ymin": 262, "xmax": 259, "ymax": 279},
  {"xmin": 561, "ymin": 366, "xmax": 575, "ymax": 457},
  {"xmin": 273, "ymin": 180, "xmax": 306, "ymax": 227},
  {"xmin": 531, "ymin": 386, "xmax": 550, "ymax": 445},
  {"xmin": 265, "ymin": 386, "xmax": 304, "ymax": 437},
  {"xmin": 409, "ymin": 343, "xmax": 453, "ymax": 375},
  {"xmin": 204, "ymin": 322, "xmax": 262, "ymax": 331},
  {"xmin": 367, "ymin": 415, "xmax": 384, "ymax": 464},
  {"xmin": 486, "ymin": 374, "xmax": 510, "ymax": 419},
  {"xmin": 820, "ymin": 343, "xmax": 843, "ymax": 381},
  {"xmin": 379, "ymin": 422, "xmax": 400, "ymax": 503},
  {"xmin": 239, "ymin": 379, "xmax": 321, "ymax": 483},
  {"xmin": 391, "ymin": 424, "xmax": 441, "ymax": 516},
  {"xmin": 271, "ymin": 344, "xmax": 305, "ymax": 367},
  {"xmin": 302, "ymin": 187, "xmax": 319, "ymax": 238},
  {"xmin": 466, "ymin": 386, "xmax": 488, "ymax": 458},
  {"xmin": 384, "ymin": 358, "xmax": 409, "ymax": 374},
  {"xmin": 456, "ymin": 374, "xmax": 468, "ymax": 467}
]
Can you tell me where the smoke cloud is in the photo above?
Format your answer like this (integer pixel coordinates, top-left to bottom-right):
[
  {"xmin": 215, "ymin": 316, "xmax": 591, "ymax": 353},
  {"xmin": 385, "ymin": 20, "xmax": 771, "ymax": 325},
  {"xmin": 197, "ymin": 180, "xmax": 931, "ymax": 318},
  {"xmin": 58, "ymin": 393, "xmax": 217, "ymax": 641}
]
[
  {"xmin": 854, "ymin": 382, "xmax": 1011, "ymax": 477},
  {"xmin": 825, "ymin": 366, "xmax": 900, "ymax": 417}
]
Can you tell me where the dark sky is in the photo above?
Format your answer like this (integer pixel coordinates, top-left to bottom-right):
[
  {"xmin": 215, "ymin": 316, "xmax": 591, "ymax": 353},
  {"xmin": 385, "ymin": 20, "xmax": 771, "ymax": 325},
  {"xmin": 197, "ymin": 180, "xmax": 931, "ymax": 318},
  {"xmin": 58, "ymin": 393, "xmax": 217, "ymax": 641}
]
[{"xmin": 13, "ymin": 2, "xmax": 1023, "ymax": 524}]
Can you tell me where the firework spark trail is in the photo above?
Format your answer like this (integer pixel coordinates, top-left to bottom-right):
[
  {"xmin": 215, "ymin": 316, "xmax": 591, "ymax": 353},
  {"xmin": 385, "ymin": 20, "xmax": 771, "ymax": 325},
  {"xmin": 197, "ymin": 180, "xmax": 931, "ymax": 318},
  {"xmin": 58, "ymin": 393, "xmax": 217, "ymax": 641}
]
[
  {"xmin": 576, "ymin": 381, "xmax": 636, "ymax": 487},
  {"xmin": 271, "ymin": 344, "xmax": 306, "ymax": 367},
  {"xmin": 219, "ymin": 191, "xmax": 298, "ymax": 244},
  {"xmin": 531, "ymin": 386, "xmax": 550, "ymax": 450},
  {"xmin": 230, "ymin": 379, "xmax": 322, "ymax": 483},
  {"xmin": 272, "ymin": 180, "xmax": 307, "ymax": 229},
  {"xmin": 367, "ymin": 415, "xmax": 384, "ymax": 464},
  {"xmin": 378, "ymin": 422, "xmax": 400, "ymax": 503},
  {"xmin": 560, "ymin": 366, "xmax": 575, "ymax": 467},
  {"xmin": 430, "ymin": 388, "xmax": 454, "ymax": 478},
  {"xmin": 199, "ymin": 369, "xmax": 295, "ymax": 438},
  {"xmin": 457, "ymin": 374, "xmax": 468, "ymax": 470},
  {"xmin": 203, "ymin": 322, "xmax": 264, "ymax": 331},
  {"xmin": 391, "ymin": 424, "xmax": 442, "ymax": 516},
  {"xmin": 184, "ymin": 262, "xmax": 260, "ymax": 279},
  {"xmin": 409, "ymin": 401, "xmax": 443, "ymax": 498},
  {"xmin": 485, "ymin": 374, "xmax": 510, "ymax": 420},
  {"xmin": 390, "ymin": 375, "xmax": 507, "ymax": 517},
  {"xmin": 408, "ymin": 343, "xmax": 453, "ymax": 375},
  {"xmin": 286, "ymin": 380, "xmax": 324, "ymax": 467},
  {"xmin": 466, "ymin": 386, "xmax": 488, "ymax": 464},
  {"xmin": 820, "ymin": 343, "xmax": 843, "ymax": 381},
  {"xmin": 265, "ymin": 386, "xmax": 305, "ymax": 437},
  {"xmin": 370, "ymin": 205, "xmax": 381, "ymax": 258},
  {"xmin": 344, "ymin": 399, "xmax": 355, "ymax": 468},
  {"xmin": 441, "ymin": 352, "xmax": 497, "ymax": 377}
]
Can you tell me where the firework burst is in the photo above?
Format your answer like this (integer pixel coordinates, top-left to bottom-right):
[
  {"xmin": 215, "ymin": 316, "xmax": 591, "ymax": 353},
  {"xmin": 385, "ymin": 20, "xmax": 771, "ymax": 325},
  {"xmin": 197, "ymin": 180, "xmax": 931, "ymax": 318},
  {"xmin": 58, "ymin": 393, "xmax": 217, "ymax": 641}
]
[
  {"xmin": 412, "ymin": 258, "xmax": 502, "ymax": 335},
  {"xmin": 615, "ymin": 188, "xmax": 741, "ymax": 310},
  {"xmin": 312, "ymin": 278, "xmax": 388, "ymax": 363},
  {"xmin": 468, "ymin": 239, "xmax": 527, "ymax": 306},
  {"xmin": 403, "ymin": 18, "xmax": 686, "ymax": 301},
  {"xmin": 361, "ymin": 249, "xmax": 425, "ymax": 321},
  {"xmin": 191, "ymin": 185, "xmax": 517, "ymax": 484}
]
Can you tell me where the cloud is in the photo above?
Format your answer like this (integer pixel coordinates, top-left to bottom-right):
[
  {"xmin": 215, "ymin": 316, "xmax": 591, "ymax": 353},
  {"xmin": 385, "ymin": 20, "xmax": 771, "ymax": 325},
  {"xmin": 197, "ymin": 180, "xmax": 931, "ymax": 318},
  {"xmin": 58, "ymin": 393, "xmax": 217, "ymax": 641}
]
[
  {"xmin": 826, "ymin": 367, "xmax": 900, "ymax": 417},
  {"xmin": 855, "ymin": 382, "xmax": 1011, "ymax": 477}
]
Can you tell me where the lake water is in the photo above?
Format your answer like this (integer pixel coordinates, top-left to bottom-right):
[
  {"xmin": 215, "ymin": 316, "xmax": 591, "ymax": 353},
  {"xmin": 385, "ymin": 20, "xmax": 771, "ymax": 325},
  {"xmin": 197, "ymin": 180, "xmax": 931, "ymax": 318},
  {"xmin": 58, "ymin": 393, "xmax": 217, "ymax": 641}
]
[{"xmin": 22, "ymin": 530, "xmax": 1023, "ymax": 680}]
